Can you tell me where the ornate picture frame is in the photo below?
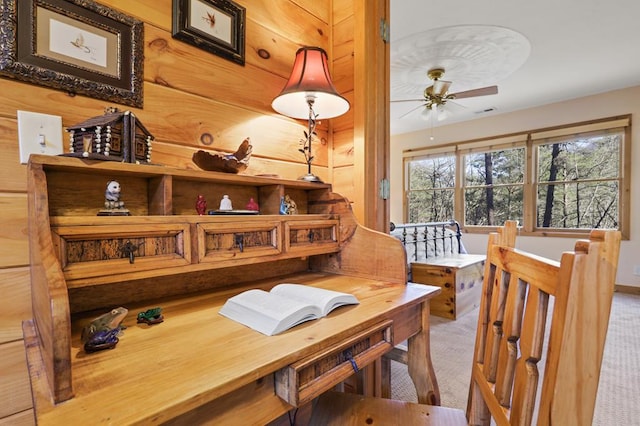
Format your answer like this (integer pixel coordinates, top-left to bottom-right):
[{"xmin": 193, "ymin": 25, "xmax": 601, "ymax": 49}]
[
  {"xmin": 172, "ymin": 0, "xmax": 246, "ymax": 66},
  {"xmin": 0, "ymin": 0, "xmax": 144, "ymax": 108}
]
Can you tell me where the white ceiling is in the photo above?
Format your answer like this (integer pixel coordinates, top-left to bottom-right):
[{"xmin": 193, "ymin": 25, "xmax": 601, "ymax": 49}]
[{"xmin": 390, "ymin": 0, "xmax": 640, "ymax": 135}]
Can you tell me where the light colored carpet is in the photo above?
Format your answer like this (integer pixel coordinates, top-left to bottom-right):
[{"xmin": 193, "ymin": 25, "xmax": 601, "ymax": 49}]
[{"xmin": 391, "ymin": 292, "xmax": 640, "ymax": 425}]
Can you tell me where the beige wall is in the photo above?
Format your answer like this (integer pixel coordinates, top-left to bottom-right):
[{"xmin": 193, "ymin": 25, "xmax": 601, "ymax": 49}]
[{"xmin": 391, "ymin": 85, "xmax": 640, "ymax": 287}]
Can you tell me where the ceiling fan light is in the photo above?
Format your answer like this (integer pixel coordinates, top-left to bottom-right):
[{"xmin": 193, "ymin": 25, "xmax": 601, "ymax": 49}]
[
  {"xmin": 420, "ymin": 106, "xmax": 433, "ymax": 121},
  {"xmin": 436, "ymin": 104, "xmax": 450, "ymax": 121}
]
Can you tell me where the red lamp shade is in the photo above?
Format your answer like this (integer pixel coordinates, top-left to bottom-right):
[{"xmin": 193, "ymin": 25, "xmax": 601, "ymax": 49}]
[{"xmin": 272, "ymin": 47, "xmax": 350, "ymax": 119}]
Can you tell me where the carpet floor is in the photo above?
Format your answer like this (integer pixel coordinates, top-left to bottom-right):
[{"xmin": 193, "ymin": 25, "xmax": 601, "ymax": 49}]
[{"xmin": 390, "ymin": 292, "xmax": 640, "ymax": 425}]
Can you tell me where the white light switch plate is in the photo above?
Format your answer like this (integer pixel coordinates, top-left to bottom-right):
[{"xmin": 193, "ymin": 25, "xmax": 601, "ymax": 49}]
[{"xmin": 17, "ymin": 110, "xmax": 63, "ymax": 164}]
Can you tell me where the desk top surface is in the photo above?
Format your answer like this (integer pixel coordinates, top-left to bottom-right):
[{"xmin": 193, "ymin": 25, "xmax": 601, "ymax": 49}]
[{"xmin": 31, "ymin": 272, "xmax": 439, "ymax": 424}]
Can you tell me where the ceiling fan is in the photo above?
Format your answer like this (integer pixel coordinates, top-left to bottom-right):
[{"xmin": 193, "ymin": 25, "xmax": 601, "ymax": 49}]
[{"xmin": 393, "ymin": 68, "xmax": 498, "ymax": 121}]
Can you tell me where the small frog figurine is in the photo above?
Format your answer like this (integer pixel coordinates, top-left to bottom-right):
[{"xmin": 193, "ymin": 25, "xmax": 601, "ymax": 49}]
[
  {"xmin": 137, "ymin": 307, "xmax": 164, "ymax": 325},
  {"xmin": 84, "ymin": 326, "xmax": 123, "ymax": 353},
  {"xmin": 81, "ymin": 307, "xmax": 129, "ymax": 343}
]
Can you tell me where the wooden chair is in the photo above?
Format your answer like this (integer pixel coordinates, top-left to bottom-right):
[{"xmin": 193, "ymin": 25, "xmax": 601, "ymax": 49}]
[{"xmin": 310, "ymin": 221, "xmax": 621, "ymax": 426}]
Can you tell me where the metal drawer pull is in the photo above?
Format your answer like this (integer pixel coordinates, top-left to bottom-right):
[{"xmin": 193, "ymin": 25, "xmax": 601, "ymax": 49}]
[
  {"xmin": 121, "ymin": 240, "xmax": 144, "ymax": 264},
  {"xmin": 234, "ymin": 234, "xmax": 244, "ymax": 252},
  {"xmin": 344, "ymin": 350, "xmax": 359, "ymax": 373}
]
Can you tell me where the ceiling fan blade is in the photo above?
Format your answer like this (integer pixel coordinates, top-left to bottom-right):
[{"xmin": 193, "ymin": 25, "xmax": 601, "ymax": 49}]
[
  {"xmin": 443, "ymin": 100, "xmax": 467, "ymax": 114},
  {"xmin": 391, "ymin": 99, "xmax": 426, "ymax": 103},
  {"xmin": 451, "ymin": 85, "xmax": 498, "ymax": 99},
  {"xmin": 398, "ymin": 103, "xmax": 427, "ymax": 119}
]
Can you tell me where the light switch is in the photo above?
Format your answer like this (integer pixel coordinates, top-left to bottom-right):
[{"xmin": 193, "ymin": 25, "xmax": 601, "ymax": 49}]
[{"xmin": 17, "ymin": 111, "xmax": 63, "ymax": 164}]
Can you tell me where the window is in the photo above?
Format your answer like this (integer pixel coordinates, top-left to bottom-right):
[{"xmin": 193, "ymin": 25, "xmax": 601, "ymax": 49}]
[
  {"xmin": 404, "ymin": 116, "xmax": 630, "ymax": 237},
  {"xmin": 464, "ymin": 147, "xmax": 525, "ymax": 226},
  {"xmin": 406, "ymin": 154, "xmax": 455, "ymax": 223},
  {"xmin": 535, "ymin": 130, "xmax": 622, "ymax": 230}
]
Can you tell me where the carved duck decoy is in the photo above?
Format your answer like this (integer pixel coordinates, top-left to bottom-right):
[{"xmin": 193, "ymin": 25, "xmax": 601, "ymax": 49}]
[{"xmin": 192, "ymin": 138, "xmax": 252, "ymax": 173}]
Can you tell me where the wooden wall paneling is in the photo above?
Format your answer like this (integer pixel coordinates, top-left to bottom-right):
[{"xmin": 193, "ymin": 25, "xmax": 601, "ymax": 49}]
[
  {"xmin": 333, "ymin": 128, "xmax": 355, "ymax": 168},
  {"xmin": 0, "ymin": 341, "xmax": 33, "ymax": 419},
  {"xmin": 0, "ymin": 119, "xmax": 27, "ymax": 192},
  {"xmin": 144, "ymin": 25, "xmax": 287, "ymax": 114},
  {"xmin": 151, "ymin": 140, "xmax": 328, "ymax": 182},
  {"xmin": 332, "ymin": 165, "xmax": 356, "ymax": 203},
  {"xmin": 0, "ymin": 410, "xmax": 34, "ymax": 426},
  {"xmin": 352, "ymin": 0, "xmax": 389, "ymax": 230},
  {"xmin": 140, "ymin": 83, "xmax": 329, "ymax": 166},
  {"xmin": 330, "ymin": 90, "xmax": 355, "ymax": 133},
  {"xmin": 0, "ymin": 268, "xmax": 31, "ymax": 344},
  {"xmin": 95, "ymin": 0, "xmax": 172, "ymax": 31},
  {"xmin": 0, "ymin": 1, "xmax": 365, "ymax": 421},
  {"xmin": 235, "ymin": 0, "xmax": 329, "ymax": 48},
  {"xmin": 0, "ymin": 194, "xmax": 28, "ymax": 268},
  {"xmin": 240, "ymin": 21, "xmax": 306, "ymax": 78},
  {"xmin": 101, "ymin": 1, "xmax": 327, "ymax": 79},
  {"xmin": 0, "ymin": 80, "xmax": 130, "ymax": 128},
  {"xmin": 332, "ymin": 14, "xmax": 355, "ymax": 61},
  {"xmin": 290, "ymin": 0, "xmax": 331, "ymax": 23},
  {"xmin": 331, "ymin": 0, "xmax": 356, "ymax": 215},
  {"xmin": 0, "ymin": 78, "xmax": 328, "ymax": 170},
  {"xmin": 333, "ymin": 0, "xmax": 355, "ymax": 25},
  {"xmin": 332, "ymin": 52, "xmax": 355, "ymax": 95}
]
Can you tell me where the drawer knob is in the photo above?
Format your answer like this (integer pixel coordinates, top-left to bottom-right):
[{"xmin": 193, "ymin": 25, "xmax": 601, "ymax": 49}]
[{"xmin": 121, "ymin": 240, "xmax": 144, "ymax": 264}]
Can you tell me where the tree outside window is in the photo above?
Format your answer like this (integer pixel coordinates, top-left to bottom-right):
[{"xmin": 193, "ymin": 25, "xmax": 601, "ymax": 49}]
[
  {"xmin": 464, "ymin": 148, "xmax": 524, "ymax": 226},
  {"xmin": 536, "ymin": 132, "xmax": 621, "ymax": 229},
  {"xmin": 406, "ymin": 155, "xmax": 455, "ymax": 223}
]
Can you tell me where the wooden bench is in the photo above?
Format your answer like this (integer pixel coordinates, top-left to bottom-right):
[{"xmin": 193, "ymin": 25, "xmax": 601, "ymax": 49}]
[{"xmin": 391, "ymin": 221, "xmax": 485, "ymax": 319}]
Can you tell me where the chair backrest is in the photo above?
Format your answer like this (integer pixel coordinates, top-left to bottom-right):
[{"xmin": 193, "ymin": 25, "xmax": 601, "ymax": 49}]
[{"xmin": 466, "ymin": 221, "xmax": 621, "ymax": 426}]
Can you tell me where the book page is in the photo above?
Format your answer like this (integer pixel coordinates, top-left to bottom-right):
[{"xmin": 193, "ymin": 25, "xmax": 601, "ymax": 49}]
[
  {"xmin": 270, "ymin": 284, "xmax": 359, "ymax": 316},
  {"xmin": 219, "ymin": 289, "xmax": 322, "ymax": 335}
]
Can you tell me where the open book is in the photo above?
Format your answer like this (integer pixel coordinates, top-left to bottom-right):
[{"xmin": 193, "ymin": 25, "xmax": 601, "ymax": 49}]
[{"xmin": 218, "ymin": 283, "xmax": 359, "ymax": 336}]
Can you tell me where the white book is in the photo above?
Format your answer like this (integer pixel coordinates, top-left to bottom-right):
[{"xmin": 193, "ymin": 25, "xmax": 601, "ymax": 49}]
[{"xmin": 218, "ymin": 283, "xmax": 359, "ymax": 336}]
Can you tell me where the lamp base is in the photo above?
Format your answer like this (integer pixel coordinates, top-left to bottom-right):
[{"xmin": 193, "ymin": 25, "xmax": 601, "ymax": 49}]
[{"xmin": 298, "ymin": 173, "xmax": 324, "ymax": 183}]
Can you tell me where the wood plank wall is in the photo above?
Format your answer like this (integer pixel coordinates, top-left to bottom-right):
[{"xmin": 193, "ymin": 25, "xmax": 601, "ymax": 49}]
[{"xmin": 0, "ymin": 0, "xmax": 359, "ymax": 422}]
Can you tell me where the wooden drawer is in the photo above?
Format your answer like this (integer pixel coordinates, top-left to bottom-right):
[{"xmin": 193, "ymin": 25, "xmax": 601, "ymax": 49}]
[
  {"xmin": 275, "ymin": 320, "xmax": 393, "ymax": 407},
  {"xmin": 284, "ymin": 219, "xmax": 339, "ymax": 256},
  {"xmin": 52, "ymin": 223, "xmax": 191, "ymax": 286},
  {"xmin": 197, "ymin": 221, "xmax": 281, "ymax": 263}
]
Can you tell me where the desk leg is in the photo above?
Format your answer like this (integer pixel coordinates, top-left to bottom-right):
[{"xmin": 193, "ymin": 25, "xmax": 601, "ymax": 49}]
[{"xmin": 407, "ymin": 301, "xmax": 441, "ymax": 405}]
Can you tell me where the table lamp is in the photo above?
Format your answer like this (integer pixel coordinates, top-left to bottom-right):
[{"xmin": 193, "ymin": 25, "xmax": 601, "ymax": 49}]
[{"xmin": 272, "ymin": 47, "xmax": 350, "ymax": 182}]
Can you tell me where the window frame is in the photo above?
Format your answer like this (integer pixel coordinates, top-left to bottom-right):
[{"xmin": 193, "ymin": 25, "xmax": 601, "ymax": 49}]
[{"xmin": 403, "ymin": 115, "xmax": 631, "ymax": 239}]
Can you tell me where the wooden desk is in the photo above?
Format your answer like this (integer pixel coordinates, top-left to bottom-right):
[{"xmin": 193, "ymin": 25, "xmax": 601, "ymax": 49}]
[
  {"xmin": 23, "ymin": 156, "xmax": 440, "ymax": 424},
  {"xmin": 24, "ymin": 274, "xmax": 440, "ymax": 424}
]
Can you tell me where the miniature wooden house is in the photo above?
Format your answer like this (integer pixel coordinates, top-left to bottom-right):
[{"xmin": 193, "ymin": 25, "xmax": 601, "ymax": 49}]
[{"xmin": 66, "ymin": 110, "xmax": 153, "ymax": 164}]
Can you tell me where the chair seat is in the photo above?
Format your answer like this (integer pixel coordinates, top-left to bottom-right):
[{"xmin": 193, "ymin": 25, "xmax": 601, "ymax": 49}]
[{"xmin": 309, "ymin": 391, "xmax": 467, "ymax": 425}]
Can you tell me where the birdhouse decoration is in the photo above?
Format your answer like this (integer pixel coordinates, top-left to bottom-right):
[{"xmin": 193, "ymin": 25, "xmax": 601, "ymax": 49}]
[{"xmin": 66, "ymin": 108, "xmax": 153, "ymax": 164}]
